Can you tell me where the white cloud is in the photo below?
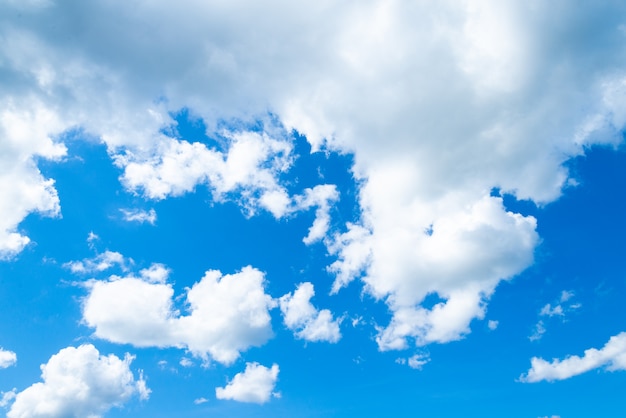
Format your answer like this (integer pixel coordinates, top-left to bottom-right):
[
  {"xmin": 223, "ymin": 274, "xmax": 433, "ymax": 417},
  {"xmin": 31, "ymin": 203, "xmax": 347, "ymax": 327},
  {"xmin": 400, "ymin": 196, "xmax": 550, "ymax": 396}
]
[
  {"xmin": 0, "ymin": 348, "xmax": 17, "ymax": 369},
  {"xmin": 64, "ymin": 250, "xmax": 131, "ymax": 274},
  {"xmin": 215, "ymin": 362, "xmax": 279, "ymax": 404},
  {"xmin": 0, "ymin": 390, "xmax": 16, "ymax": 408},
  {"xmin": 82, "ymin": 264, "xmax": 275, "ymax": 365},
  {"xmin": 7, "ymin": 344, "xmax": 148, "ymax": 418},
  {"xmin": 293, "ymin": 185, "xmax": 339, "ymax": 245},
  {"xmin": 2, "ymin": 0, "xmax": 626, "ymax": 354},
  {"xmin": 530, "ymin": 291, "xmax": 581, "ymax": 341},
  {"xmin": 407, "ymin": 354, "xmax": 430, "ymax": 370},
  {"xmin": 193, "ymin": 397, "xmax": 208, "ymax": 405},
  {"xmin": 279, "ymin": 282, "xmax": 341, "ymax": 343},
  {"xmin": 488, "ymin": 320, "xmax": 499, "ymax": 331},
  {"xmin": 120, "ymin": 208, "xmax": 157, "ymax": 225},
  {"xmin": 520, "ymin": 332, "xmax": 626, "ymax": 382}
]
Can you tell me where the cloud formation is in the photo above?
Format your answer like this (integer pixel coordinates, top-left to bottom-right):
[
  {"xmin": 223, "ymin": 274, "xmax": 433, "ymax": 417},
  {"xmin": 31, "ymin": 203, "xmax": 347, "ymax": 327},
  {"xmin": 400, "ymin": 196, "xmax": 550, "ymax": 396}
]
[
  {"xmin": 120, "ymin": 208, "xmax": 157, "ymax": 225},
  {"xmin": 215, "ymin": 362, "xmax": 279, "ymax": 404},
  {"xmin": 0, "ymin": 348, "xmax": 16, "ymax": 369},
  {"xmin": 520, "ymin": 332, "xmax": 626, "ymax": 382},
  {"xmin": 2, "ymin": 0, "xmax": 626, "ymax": 357},
  {"xmin": 279, "ymin": 282, "xmax": 342, "ymax": 343},
  {"xmin": 7, "ymin": 344, "xmax": 148, "ymax": 418},
  {"xmin": 82, "ymin": 264, "xmax": 275, "ymax": 365}
]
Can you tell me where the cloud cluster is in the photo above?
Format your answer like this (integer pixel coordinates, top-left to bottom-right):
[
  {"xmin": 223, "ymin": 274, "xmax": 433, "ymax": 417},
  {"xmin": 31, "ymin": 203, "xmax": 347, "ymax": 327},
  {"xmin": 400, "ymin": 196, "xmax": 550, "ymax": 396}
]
[
  {"xmin": 279, "ymin": 282, "xmax": 342, "ymax": 343},
  {"xmin": 520, "ymin": 332, "xmax": 626, "ymax": 382},
  {"xmin": 120, "ymin": 208, "xmax": 157, "ymax": 225},
  {"xmin": 215, "ymin": 362, "xmax": 279, "ymax": 404},
  {"xmin": 7, "ymin": 344, "xmax": 148, "ymax": 418},
  {"xmin": 2, "ymin": 0, "xmax": 626, "ymax": 362},
  {"xmin": 64, "ymin": 250, "xmax": 130, "ymax": 274},
  {"xmin": 82, "ymin": 264, "xmax": 275, "ymax": 365}
]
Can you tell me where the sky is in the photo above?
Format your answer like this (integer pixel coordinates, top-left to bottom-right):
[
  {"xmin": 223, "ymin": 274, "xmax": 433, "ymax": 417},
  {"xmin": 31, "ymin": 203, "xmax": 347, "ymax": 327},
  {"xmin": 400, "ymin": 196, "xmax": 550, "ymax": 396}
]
[{"xmin": 1, "ymin": 1, "xmax": 626, "ymax": 417}]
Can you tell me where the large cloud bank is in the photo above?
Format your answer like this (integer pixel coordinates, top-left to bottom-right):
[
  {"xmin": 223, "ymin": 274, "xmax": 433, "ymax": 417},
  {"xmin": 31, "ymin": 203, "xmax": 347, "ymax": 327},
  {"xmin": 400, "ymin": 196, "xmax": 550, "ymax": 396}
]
[{"xmin": 2, "ymin": 0, "xmax": 626, "ymax": 352}]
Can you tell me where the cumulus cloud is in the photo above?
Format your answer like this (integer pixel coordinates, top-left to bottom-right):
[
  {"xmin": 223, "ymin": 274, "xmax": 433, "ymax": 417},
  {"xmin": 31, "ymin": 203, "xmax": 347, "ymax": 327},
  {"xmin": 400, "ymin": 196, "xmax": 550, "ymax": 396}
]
[
  {"xmin": 520, "ymin": 332, "xmax": 626, "ymax": 382},
  {"xmin": 215, "ymin": 362, "xmax": 279, "ymax": 404},
  {"xmin": 6, "ymin": 344, "xmax": 148, "ymax": 418},
  {"xmin": 120, "ymin": 208, "xmax": 157, "ymax": 225},
  {"xmin": 82, "ymin": 264, "xmax": 275, "ymax": 365},
  {"xmin": 2, "ymin": 0, "xmax": 626, "ymax": 353},
  {"xmin": 0, "ymin": 348, "xmax": 17, "ymax": 369},
  {"xmin": 279, "ymin": 282, "xmax": 341, "ymax": 343}
]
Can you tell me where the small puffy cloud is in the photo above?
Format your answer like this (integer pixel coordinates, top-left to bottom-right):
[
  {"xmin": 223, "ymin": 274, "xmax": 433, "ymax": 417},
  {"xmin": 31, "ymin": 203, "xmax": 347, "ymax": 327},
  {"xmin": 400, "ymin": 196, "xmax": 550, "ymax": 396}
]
[
  {"xmin": 488, "ymin": 320, "xmax": 499, "ymax": 331},
  {"xmin": 279, "ymin": 282, "xmax": 341, "ymax": 343},
  {"xmin": 529, "ymin": 321, "xmax": 546, "ymax": 342},
  {"xmin": 193, "ymin": 397, "xmax": 208, "ymax": 405},
  {"xmin": 83, "ymin": 264, "xmax": 275, "ymax": 365},
  {"xmin": 520, "ymin": 332, "xmax": 626, "ymax": 382},
  {"xmin": 6, "ymin": 344, "xmax": 148, "ymax": 418},
  {"xmin": 215, "ymin": 362, "xmax": 279, "ymax": 404},
  {"xmin": 0, "ymin": 390, "xmax": 16, "ymax": 408},
  {"xmin": 408, "ymin": 354, "xmax": 430, "ymax": 370},
  {"xmin": 64, "ymin": 250, "xmax": 131, "ymax": 274},
  {"xmin": 0, "ymin": 348, "xmax": 17, "ymax": 369},
  {"xmin": 120, "ymin": 208, "xmax": 157, "ymax": 225}
]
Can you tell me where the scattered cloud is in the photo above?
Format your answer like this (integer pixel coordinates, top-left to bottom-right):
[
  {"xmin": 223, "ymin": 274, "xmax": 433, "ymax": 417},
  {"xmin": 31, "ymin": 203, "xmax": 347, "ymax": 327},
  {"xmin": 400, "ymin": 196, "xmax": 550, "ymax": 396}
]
[
  {"xmin": 408, "ymin": 354, "xmax": 430, "ymax": 370},
  {"xmin": 0, "ymin": 348, "xmax": 16, "ymax": 369},
  {"xmin": 193, "ymin": 397, "xmax": 208, "ymax": 405},
  {"xmin": 0, "ymin": 390, "xmax": 16, "ymax": 408},
  {"xmin": 488, "ymin": 320, "xmax": 499, "ymax": 331},
  {"xmin": 82, "ymin": 264, "xmax": 275, "ymax": 365},
  {"xmin": 279, "ymin": 282, "xmax": 341, "ymax": 343},
  {"xmin": 520, "ymin": 332, "xmax": 626, "ymax": 382},
  {"xmin": 6, "ymin": 344, "xmax": 148, "ymax": 418},
  {"xmin": 64, "ymin": 250, "xmax": 131, "ymax": 274},
  {"xmin": 120, "ymin": 208, "xmax": 157, "ymax": 225},
  {"xmin": 215, "ymin": 362, "xmax": 279, "ymax": 404},
  {"xmin": 530, "ymin": 290, "xmax": 581, "ymax": 341}
]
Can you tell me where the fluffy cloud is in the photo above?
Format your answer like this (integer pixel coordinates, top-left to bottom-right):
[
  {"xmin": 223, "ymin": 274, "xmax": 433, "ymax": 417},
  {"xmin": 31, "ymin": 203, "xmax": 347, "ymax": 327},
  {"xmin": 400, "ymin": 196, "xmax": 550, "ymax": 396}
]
[
  {"xmin": 215, "ymin": 362, "xmax": 279, "ymax": 404},
  {"xmin": 82, "ymin": 264, "xmax": 275, "ymax": 365},
  {"xmin": 6, "ymin": 344, "xmax": 149, "ymax": 418},
  {"xmin": 520, "ymin": 332, "xmax": 626, "ymax": 382},
  {"xmin": 0, "ymin": 348, "xmax": 16, "ymax": 369},
  {"xmin": 279, "ymin": 282, "xmax": 341, "ymax": 343},
  {"xmin": 2, "ymin": 0, "xmax": 626, "ymax": 353}
]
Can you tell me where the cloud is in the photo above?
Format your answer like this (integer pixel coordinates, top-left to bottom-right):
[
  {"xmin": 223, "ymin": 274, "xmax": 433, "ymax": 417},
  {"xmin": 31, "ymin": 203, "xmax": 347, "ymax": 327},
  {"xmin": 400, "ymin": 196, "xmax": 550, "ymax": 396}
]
[
  {"xmin": 0, "ymin": 348, "xmax": 17, "ymax": 369},
  {"xmin": 6, "ymin": 344, "xmax": 148, "ymax": 418},
  {"xmin": 82, "ymin": 264, "xmax": 275, "ymax": 365},
  {"xmin": 530, "ymin": 291, "xmax": 581, "ymax": 341},
  {"xmin": 215, "ymin": 362, "xmax": 279, "ymax": 404},
  {"xmin": 520, "ymin": 332, "xmax": 626, "ymax": 382},
  {"xmin": 279, "ymin": 282, "xmax": 341, "ymax": 343},
  {"xmin": 64, "ymin": 250, "xmax": 131, "ymax": 274},
  {"xmin": 120, "ymin": 208, "xmax": 157, "ymax": 225},
  {"xmin": 488, "ymin": 320, "xmax": 499, "ymax": 331},
  {"xmin": 3, "ymin": 0, "xmax": 626, "ymax": 354},
  {"xmin": 0, "ymin": 390, "xmax": 16, "ymax": 408}
]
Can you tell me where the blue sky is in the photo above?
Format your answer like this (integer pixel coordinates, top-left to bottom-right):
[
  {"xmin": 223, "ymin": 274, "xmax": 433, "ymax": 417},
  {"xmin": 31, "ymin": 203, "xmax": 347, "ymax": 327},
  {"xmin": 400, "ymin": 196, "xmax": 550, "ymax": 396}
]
[{"xmin": 2, "ymin": 1, "xmax": 626, "ymax": 417}]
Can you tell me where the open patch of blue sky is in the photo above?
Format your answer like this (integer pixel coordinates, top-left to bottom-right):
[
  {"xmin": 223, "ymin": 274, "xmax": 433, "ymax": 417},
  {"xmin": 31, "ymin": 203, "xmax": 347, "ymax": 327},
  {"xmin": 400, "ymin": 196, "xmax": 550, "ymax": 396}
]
[{"xmin": 2, "ymin": 2, "xmax": 626, "ymax": 417}]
